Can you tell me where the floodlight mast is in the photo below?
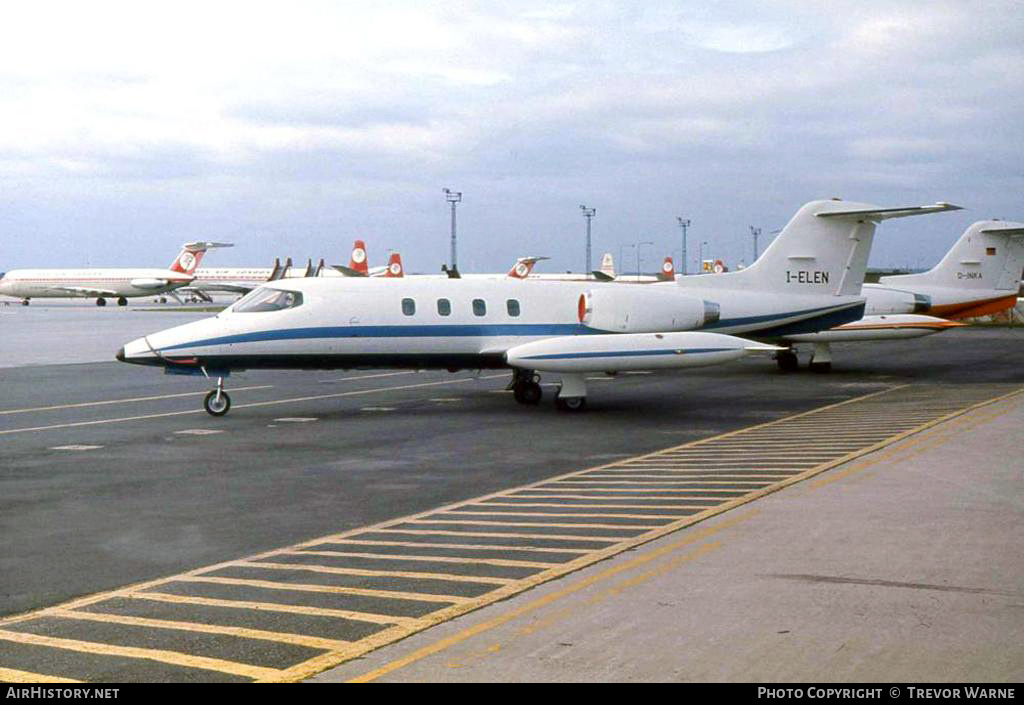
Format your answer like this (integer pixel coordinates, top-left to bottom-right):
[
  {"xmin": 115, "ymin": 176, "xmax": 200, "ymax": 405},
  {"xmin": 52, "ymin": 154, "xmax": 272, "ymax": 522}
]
[
  {"xmin": 443, "ymin": 188, "xmax": 462, "ymax": 270},
  {"xmin": 676, "ymin": 217, "xmax": 690, "ymax": 275},
  {"xmin": 580, "ymin": 205, "xmax": 596, "ymax": 275}
]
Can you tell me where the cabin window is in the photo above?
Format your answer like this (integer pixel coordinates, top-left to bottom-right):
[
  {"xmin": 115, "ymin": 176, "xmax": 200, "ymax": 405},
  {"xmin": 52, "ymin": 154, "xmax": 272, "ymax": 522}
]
[
  {"xmin": 233, "ymin": 287, "xmax": 303, "ymax": 313},
  {"xmin": 506, "ymin": 299, "xmax": 521, "ymax": 317},
  {"xmin": 437, "ymin": 298, "xmax": 451, "ymax": 316},
  {"xmin": 472, "ymin": 298, "xmax": 487, "ymax": 316},
  {"xmin": 401, "ymin": 298, "xmax": 416, "ymax": 316}
]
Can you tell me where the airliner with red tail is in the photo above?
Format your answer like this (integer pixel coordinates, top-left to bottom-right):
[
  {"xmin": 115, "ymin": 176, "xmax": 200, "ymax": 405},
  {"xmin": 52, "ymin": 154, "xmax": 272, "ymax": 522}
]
[{"xmin": 0, "ymin": 242, "xmax": 231, "ymax": 306}]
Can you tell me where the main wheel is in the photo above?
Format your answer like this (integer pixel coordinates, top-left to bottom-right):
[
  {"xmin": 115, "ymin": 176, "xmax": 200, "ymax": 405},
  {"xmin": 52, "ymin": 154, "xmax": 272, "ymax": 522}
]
[
  {"xmin": 117, "ymin": 297, "xmax": 128, "ymax": 306},
  {"xmin": 555, "ymin": 395, "xmax": 587, "ymax": 412},
  {"xmin": 513, "ymin": 381, "xmax": 542, "ymax": 405},
  {"xmin": 96, "ymin": 298, "xmax": 107, "ymax": 307},
  {"xmin": 776, "ymin": 350, "xmax": 798, "ymax": 372},
  {"xmin": 203, "ymin": 390, "xmax": 231, "ymax": 416}
]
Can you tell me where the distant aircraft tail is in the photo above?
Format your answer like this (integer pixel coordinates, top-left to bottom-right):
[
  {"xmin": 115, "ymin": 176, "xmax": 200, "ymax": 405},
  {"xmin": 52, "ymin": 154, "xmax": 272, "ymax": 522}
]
[
  {"xmin": 681, "ymin": 200, "xmax": 960, "ymax": 296},
  {"xmin": 880, "ymin": 221, "xmax": 1024, "ymax": 293},
  {"xmin": 657, "ymin": 257, "xmax": 675, "ymax": 281},
  {"xmin": 348, "ymin": 240, "xmax": 369, "ymax": 276},
  {"xmin": 168, "ymin": 242, "xmax": 232, "ymax": 276},
  {"xmin": 507, "ymin": 256, "xmax": 550, "ymax": 279},
  {"xmin": 384, "ymin": 252, "xmax": 404, "ymax": 278},
  {"xmin": 599, "ymin": 252, "xmax": 615, "ymax": 278}
]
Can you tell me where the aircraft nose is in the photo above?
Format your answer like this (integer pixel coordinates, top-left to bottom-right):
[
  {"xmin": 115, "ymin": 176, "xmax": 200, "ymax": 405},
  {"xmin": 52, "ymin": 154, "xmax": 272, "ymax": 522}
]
[{"xmin": 116, "ymin": 347, "xmax": 125, "ymax": 362}]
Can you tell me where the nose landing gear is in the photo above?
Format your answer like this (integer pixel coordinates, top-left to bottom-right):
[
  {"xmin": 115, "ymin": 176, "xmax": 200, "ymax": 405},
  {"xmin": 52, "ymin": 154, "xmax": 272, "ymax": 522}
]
[{"xmin": 203, "ymin": 377, "xmax": 231, "ymax": 416}]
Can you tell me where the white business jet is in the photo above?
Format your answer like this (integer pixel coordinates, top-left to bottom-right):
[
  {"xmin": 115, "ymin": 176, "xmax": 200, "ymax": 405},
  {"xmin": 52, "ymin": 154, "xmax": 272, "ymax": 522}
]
[
  {"xmin": 781, "ymin": 219, "xmax": 1024, "ymax": 370},
  {"xmin": 117, "ymin": 199, "xmax": 957, "ymax": 415}
]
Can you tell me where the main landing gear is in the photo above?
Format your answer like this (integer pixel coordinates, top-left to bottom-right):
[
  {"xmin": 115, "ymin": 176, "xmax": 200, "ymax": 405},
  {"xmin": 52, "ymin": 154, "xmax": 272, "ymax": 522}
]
[
  {"xmin": 95, "ymin": 297, "xmax": 107, "ymax": 307},
  {"xmin": 203, "ymin": 377, "xmax": 231, "ymax": 416},
  {"xmin": 808, "ymin": 342, "xmax": 833, "ymax": 373},
  {"xmin": 509, "ymin": 370, "xmax": 588, "ymax": 412},
  {"xmin": 775, "ymin": 347, "xmax": 799, "ymax": 372},
  {"xmin": 510, "ymin": 368, "xmax": 542, "ymax": 405},
  {"xmin": 117, "ymin": 297, "xmax": 128, "ymax": 306}
]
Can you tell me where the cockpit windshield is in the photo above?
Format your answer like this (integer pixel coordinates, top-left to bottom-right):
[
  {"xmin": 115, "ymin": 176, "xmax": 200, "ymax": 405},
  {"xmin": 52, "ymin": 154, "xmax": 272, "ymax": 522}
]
[{"xmin": 232, "ymin": 287, "xmax": 303, "ymax": 313}]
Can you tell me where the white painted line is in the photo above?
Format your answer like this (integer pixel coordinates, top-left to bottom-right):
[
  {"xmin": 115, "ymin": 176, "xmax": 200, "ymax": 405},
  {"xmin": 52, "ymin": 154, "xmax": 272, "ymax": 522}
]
[
  {"xmin": 317, "ymin": 371, "xmax": 417, "ymax": 384},
  {"xmin": 429, "ymin": 398, "xmax": 461, "ymax": 402},
  {"xmin": 0, "ymin": 385, "xmax": 275, "ymax": 416},
  {"xmin": 361, "ymin": 407, "xmax": 396, "ymax": 412},
  {"xmin": 623, "ymin": 371, "xmax": 653, "ymax": 375},
  {"xmin": 49, "ymin": 445, "xmax": 103, "ymax": 451},
  {"xmin": 174, "ymin": 429, "xmax": 224, "ymax": 436},
  {"xmin": 274, "ymin": 417, "xmax": 318, "ymax": 423}
]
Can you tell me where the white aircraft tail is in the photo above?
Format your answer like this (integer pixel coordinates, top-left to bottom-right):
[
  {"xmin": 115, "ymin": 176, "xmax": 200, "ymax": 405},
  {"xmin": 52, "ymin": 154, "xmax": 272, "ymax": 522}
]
[
  {"xmin": 599, "ymin": 252, "xmax": 615, "ymax": 278},
  {"xmin": 683, "ymin": 200, "xmax": 960, "ymax": 295},
  {"xmin": 169, "ymin": 242, "xmax": 232, "ymax": 275},
  {"xmin": 881, "ymin": 221, "xmax": 1024, "ymax": 292}
]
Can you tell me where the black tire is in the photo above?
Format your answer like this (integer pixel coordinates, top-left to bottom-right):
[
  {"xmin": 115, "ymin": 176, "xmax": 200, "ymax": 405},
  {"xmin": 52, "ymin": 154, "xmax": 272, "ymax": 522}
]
[
  {"xmin": 203, "ymin": 390, "xmax": 231, "ymax": 416},
  {"xmin": 117, "ymin": 297, "xmax": 128, "ymax": 306},
  {"xmin": 776, "ymin": 350, "xmax": 798, "ymax": 372},
  {"xmin": 514, "ymin": 381, "xmax": 542, "ymax": 405},
  {"xmin": 96, "ymin": 298, "xmax": 107, "ymax": 307},
  {"xmin": 809, "ymin": 361, "xmax": 832, "ymax": 373},
  {"xmin": 555, "ymin": 395, "xmax": 587, "ymax": 412}
]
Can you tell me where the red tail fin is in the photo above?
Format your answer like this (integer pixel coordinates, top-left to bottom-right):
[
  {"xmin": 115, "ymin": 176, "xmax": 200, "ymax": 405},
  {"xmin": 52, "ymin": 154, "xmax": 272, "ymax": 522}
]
[
  {"xmin": 507, "ymin": 256, "xmax": 548, "ymax": 279},
  {"xmin": 657, "ymin": 256, "xmax": 675, "ymax": 281},
  {"xmin": 348, "ymin": 240, "xmax": 369, "ymax": 275},
  {"xmin": 385, "ymin": 252, "xmax": 404, "ymax": 278},
  {"xmin": 168, "ymin": 245, "xmax": 207, "ymax": 275}
]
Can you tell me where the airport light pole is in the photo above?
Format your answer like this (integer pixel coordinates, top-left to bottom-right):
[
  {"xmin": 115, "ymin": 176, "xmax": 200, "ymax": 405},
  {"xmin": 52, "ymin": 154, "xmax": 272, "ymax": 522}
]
[
  {"xmin": 636, "ymin": 240, "xmax": 653, "ymax": 280},
  {"xmin": 619, "ymin": 244, "xmax": 635, "ymax": 276},
  {"xmin": 699, "ymin": 240, "xmax": 708, "ymax": 272},
  {"xmin": 580, "ymin": 205, "xmax": 596, "ymax": 275},
  {"xmin": 750, "ymin": 226, "xmax": 762, "ymax": 263},
  {"xmin": 676, "ymin": 217, "xmax": 690, "ymax": 275},
  {"xmin": 443, "ymin": 188, "xmax": 462, "ymax": 270}
]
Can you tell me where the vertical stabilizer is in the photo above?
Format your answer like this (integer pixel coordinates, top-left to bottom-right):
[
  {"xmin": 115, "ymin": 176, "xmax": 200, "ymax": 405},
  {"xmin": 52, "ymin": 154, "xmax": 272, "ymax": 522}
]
[
  {"xmin": 881, "ymin": 221, "xmax": 1024, "ymax": 292},
  {"xmin": 348, "ymin": 240, "xmax": 369, "ymax": 276},
  {"xmin": 385, "ymin": 252, "xmax": 404, "ymax": 278}
]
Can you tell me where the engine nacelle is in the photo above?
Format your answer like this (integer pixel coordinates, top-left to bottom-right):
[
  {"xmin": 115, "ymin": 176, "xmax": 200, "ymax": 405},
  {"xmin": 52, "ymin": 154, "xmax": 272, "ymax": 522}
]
[
  {"xmin": 578, "ymin": 287, "xmax": 719, "ymax": 332},
  {"xmin": 863, "ymin": 284, "xmax": 931, "ymax": 314},
  {"xmin": 130, "ymin": 278, "xmax": 172, "ymax": 290}
]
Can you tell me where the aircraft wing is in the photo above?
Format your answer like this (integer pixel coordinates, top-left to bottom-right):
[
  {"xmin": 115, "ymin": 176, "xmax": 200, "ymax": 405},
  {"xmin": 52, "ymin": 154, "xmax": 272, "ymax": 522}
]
[
  {"xmin": 816, "ymin": 202, "xmax": 962, "ymax": 221},
  {"xmin": 330, "ymin": 265, "xmax": 368, "ymax": 277},
  {"xmin": 48, "ymin": 286, "xmax": 119, "ymax": 297},
  {"xmin": 187, "ymin": 282, "xmax": 257, "ymax": 294},
  {"xmin": 591, "ymin": 270, "xmax": 615, "ymax": 282}
]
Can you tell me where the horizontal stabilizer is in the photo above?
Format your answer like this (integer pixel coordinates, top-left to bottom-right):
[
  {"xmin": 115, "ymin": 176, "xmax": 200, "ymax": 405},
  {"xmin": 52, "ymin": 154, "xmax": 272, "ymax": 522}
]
[
  {"xmin": 591, "ymin": 270, "xmax": 615, "ymax": 282},
  {"xmin": 816, "ymin": 202, "xmax": 962, "ymax": 221},
  {"xmin": 182, "ymin": 242, "xmax": 234, "ymax": 251},
  {"xmin": 980, "ymin": 226, "xmax": 1024, "ymax": 236}
]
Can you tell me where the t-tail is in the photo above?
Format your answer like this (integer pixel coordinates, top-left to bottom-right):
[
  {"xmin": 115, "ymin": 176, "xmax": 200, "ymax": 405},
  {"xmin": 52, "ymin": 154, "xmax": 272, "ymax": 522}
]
[
  {"xmin": 881, "ymin": 221, "xmax": 1024, "ymax": 294},
  {"xmin": 679, "ymin": 200, "xmax": 961, "ymax": 296},
  {"xmin": 168, "ymin": 242, "xmax": 233, "ymax": 276},
  {"xmin": 592, "ymin": 252, "xmax": 616, "ymax": 281}
]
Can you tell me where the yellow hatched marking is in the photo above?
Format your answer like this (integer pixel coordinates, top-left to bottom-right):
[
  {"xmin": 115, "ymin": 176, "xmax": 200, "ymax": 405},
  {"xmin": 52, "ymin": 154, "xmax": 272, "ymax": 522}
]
[
  {"xmin": 126, "ymin": 592, "xmax": 411, "ymax": 626},
  {"xmin": 440, "ymin": 510, "xmax": 681, "ymax": 520},
  {"xmin": 517, "ymin": 484, "xmax": 769, "ymax": 491},
  {"xmin": 475, "ymin": 501, "xmax": 708, "ymax": 510},
  {"xmin": 550, "ymin": 477, "xmax": 791, "ymax": 483},
  {"xmin": 320, "ymin": 539, "xmax": 589, "ymax": 555},
  {"xmin": 286, "ymin": 550, "xmax": 554, "ymax": 570},
  {"xmin": 52, "ymin": 609, "xmax": 348, "ymax": 651},
  {"xmin": 576, "ymin": 472, "xmax": 805, "ymax": 478},
  {"xmin": 0, "ymin": 668, "xmax": 81, "ymax": 683},
  {"xmin": 173, "ymin": 575, "xmax": 469, "ymax": 605},
  {"xmin": 406, "ymin": 519, "xmax": 661, "ymax": 531},
  {"xmin": 371, "ymin": 528, "xmax": 630, "ymax": 542},
  {"xmin": 237, "ymin": 561, "xmax": 514, "ymax": 586},
  {"xmin": 501, "ymin": 492, "xmax": 744, "ymax": 499},
  {"xmin": 0, "ymin": 628, "xmax": 279, "ymax": 681}
]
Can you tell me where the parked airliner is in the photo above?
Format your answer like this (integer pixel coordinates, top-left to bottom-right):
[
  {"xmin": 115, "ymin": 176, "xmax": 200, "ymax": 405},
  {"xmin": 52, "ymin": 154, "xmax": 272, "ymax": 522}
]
[
  {"xmin": 0, "ymin": 242, "xmax": 231, "ymax": 306},
  {"xmin": 117, "ymin": 199, "xmax": 958, "ymax": 415}
]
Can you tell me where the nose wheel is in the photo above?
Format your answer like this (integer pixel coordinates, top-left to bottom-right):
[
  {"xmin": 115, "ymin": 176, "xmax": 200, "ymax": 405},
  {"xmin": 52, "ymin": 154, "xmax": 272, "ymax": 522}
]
[{"xmin": 203, "ymin": 377, "xmax": 231, "ymax": 416}]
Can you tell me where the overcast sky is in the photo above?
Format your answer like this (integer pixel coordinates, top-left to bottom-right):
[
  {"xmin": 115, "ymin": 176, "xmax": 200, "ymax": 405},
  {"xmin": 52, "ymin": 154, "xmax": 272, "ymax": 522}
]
[{"xmin": 1, "ymin": 1, "xmax": 1022, "ymax": 274}]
